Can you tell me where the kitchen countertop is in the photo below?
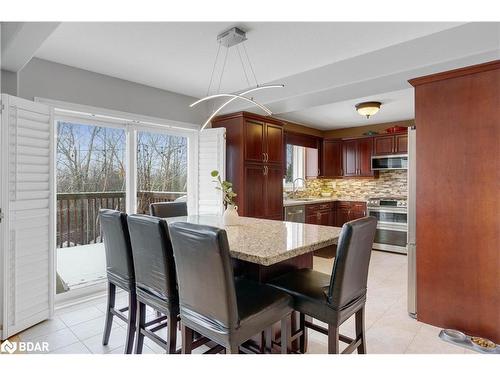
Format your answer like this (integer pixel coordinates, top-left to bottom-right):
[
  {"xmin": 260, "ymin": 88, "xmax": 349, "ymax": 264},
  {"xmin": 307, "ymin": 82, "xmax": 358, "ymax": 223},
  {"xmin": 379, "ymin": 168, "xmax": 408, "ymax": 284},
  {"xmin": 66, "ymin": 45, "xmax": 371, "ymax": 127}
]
[
  {"xmin": 283, "ymin": 197, "xmax": 368, "ymax": 207},
  {"xmin": 165, "ymin": 215, "xmax": 341, "ymax": 266}
]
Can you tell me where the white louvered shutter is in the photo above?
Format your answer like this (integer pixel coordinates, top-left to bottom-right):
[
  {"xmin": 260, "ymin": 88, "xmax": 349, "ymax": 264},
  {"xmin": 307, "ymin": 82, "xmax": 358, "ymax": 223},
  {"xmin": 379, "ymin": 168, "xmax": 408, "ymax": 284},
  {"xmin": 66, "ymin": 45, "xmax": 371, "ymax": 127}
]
[
  {"xmin": 197, "ymin": 127, "xmax": 226, "ymax": 215},
  {"xmin": 1, "ymin": 94, "xmax": 55, "ymax": 339}
]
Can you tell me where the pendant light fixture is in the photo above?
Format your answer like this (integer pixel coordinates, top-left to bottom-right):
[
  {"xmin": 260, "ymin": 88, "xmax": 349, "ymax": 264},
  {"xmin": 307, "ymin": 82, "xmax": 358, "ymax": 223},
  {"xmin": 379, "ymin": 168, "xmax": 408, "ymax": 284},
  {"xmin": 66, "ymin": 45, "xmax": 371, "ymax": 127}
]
[
  {"xmin": 191, "ymin": 27, "xmax": 284, "ymax": 130},
  {"xmin": 355, "ymin": 101, "xmax": 382, "ymax": 119}
]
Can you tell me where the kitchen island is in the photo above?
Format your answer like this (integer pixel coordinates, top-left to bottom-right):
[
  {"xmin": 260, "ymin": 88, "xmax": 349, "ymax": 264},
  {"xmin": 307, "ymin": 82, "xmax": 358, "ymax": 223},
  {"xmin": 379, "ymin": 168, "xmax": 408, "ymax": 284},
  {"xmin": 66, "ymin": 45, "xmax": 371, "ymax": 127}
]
[
  {"xmin": 165, "ymin": 215, "xmax": 342, "ymax": 353},
  {"xmin": 165, "ymin": 215, "xmax": 342, "ymax": 267}
]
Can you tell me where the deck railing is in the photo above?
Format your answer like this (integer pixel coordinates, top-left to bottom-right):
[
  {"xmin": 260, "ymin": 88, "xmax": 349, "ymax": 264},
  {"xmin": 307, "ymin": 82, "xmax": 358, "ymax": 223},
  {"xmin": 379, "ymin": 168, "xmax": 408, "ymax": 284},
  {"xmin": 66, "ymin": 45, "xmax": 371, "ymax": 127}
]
[{"xmin": 56, "ymin": 191, "xmax": 186, "ymax": 248}]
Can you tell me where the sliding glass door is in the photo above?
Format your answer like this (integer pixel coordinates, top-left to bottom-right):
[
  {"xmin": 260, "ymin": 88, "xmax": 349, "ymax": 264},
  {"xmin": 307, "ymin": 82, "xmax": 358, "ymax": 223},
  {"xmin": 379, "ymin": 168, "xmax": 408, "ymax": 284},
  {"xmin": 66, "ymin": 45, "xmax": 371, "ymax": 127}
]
[
  {"xmin": 56, "ymin": 121, "xmax": 126, "ymax": 294},
  {"xmin": 54, "ymin": 115, "xmax": 194, "ymax": 298}
]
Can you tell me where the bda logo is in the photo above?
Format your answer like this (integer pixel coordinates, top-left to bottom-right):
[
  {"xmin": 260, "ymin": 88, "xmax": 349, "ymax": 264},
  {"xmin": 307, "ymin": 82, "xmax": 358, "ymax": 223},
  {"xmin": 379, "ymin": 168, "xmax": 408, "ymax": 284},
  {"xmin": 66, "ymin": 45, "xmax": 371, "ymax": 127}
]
[{"xmin": 1, "ymin": 339, "xmax": 17, "ymax": 354}]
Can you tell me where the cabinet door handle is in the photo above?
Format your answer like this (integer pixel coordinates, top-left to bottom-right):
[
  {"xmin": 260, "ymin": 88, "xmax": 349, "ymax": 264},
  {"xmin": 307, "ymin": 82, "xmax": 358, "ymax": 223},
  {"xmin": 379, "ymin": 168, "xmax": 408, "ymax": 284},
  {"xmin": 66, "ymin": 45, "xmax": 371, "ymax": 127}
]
[
  {"xmin": 266, "ymin": 153, "xmax": 269, "ymax": 162},
  {"xmin": 262, "ymin": 153, "xmax": 266, "ymax": 162}
]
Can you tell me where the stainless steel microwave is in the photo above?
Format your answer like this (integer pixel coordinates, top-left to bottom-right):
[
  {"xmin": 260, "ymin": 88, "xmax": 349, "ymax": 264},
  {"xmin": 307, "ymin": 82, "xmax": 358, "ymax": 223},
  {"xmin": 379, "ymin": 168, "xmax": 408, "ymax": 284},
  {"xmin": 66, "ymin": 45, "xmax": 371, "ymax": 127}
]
[{"xmin": 371, "ymin": 154, "xmax": 408, "ymax": 170}]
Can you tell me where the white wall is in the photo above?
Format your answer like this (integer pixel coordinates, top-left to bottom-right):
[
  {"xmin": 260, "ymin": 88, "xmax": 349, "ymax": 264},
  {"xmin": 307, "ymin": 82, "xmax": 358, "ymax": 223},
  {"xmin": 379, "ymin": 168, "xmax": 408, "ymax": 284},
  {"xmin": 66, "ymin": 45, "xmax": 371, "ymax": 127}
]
[
  {"xmin": 1, "ymin": 69, "xmax": 17, "ymax": 95},
  {"xmin": 17, "ymin": 58, "xmax": 207, "ymax": 124}
]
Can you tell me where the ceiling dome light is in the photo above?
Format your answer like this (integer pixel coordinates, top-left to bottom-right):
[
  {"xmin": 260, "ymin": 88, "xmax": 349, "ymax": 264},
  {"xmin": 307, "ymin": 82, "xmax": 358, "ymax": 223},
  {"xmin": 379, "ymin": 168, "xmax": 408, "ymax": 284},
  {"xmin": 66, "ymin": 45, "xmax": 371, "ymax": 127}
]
[{"xmin": 355, "ymin": 101, "xmax": 382, "ymax": 119}]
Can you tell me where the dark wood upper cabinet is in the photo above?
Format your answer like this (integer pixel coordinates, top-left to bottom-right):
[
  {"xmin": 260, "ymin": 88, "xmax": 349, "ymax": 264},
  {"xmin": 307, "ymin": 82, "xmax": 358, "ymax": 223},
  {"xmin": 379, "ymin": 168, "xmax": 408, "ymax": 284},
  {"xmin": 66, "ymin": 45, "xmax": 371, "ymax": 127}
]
[
  {"xmin": 342, "ymin": 139, "xmax": 358, "ymax": 177},
  {"xmin": 373, "ymin": 135, "xmax": 394, "ymax": 155},
  {"xmin": 321, "ymin": 140, "xmax": 343, "ymax": 178},
  {"xmin": 244, "ymin": 120, "xmax": 265, "ymax": 163},
  {"xmin": 265, "ymin": 123, "xmax": 283, "ymax": 164},
  {"xmin": 373, "ymin": 132, "xmax": 408, "ymax": 155},
  {"xmin": 342, "ymin": 138, "xmax": 375, "ymax": 177},
  {"xmin": 395, "ymin": 134, "xmax": 408, "ymax": 154},
  {"xmin": 357, "ymin": 137, "xmax": 374, "ymax": 177}
]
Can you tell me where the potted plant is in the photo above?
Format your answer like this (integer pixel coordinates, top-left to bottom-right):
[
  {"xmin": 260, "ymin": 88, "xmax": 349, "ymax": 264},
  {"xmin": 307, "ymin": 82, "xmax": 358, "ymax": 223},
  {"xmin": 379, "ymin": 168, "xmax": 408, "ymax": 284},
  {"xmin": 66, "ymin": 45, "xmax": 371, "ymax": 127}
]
[{"xmin": 211, "ymin": 170, "xmax": 239, "ymax": 225}]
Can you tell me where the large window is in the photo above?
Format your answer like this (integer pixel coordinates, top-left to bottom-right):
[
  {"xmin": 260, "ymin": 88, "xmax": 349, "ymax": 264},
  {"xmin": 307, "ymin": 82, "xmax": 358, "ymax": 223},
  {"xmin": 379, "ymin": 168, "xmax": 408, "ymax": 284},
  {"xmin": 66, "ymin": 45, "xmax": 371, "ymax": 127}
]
[
  {"xmin": 54, "ymin": 113, "xmax": 193, "ymax": 296},
  {"xmin": 285, "ymin": 144, "xmax": 306, "ymax": 189}
]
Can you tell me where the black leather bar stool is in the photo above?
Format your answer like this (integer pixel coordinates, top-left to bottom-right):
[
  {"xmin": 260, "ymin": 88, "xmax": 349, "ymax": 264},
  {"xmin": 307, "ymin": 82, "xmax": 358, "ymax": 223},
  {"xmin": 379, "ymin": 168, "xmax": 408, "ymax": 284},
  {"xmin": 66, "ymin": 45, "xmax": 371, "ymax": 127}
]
[
  {"xmin": 126, "ymin": 214, "xmax": 181, "ymax": 354},
  {"xmin": 267, "ymin": 217, "xmax": 377, "ymax": 354},
  {"xmin": 168, "ymin": 222, "xmax": 293, "ymax": 354},
  {"xmin": 150, "ymin": 201, "xmax": 187, "ymax": 218},
  {"xmin": 99, "ymin": 209, "xmax": 137, "ymax": 354}
]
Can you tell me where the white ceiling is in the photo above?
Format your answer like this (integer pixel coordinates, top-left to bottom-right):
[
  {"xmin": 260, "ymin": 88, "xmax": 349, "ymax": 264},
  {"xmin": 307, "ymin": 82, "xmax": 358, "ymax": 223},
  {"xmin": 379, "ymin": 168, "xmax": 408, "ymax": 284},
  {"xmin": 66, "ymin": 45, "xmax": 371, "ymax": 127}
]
[
  {"xmin": 35, "ymin": 22, "xmax": 462, "ymax": 98},
  {"xmin": 280, "ymin": 88, "xmax": 414, "ymax": 129},
  {"xmin": 32, "ymin": 22, "xmax": 499, "ymax": 130}
]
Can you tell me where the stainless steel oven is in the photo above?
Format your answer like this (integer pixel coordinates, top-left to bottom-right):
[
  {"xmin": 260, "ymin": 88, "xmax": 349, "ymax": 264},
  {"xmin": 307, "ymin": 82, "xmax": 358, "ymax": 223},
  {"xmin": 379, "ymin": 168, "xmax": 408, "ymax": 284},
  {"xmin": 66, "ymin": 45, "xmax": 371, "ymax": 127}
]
[{"xmin": 367, "ymin": 197, "xmax": 407, "ymax": 254}]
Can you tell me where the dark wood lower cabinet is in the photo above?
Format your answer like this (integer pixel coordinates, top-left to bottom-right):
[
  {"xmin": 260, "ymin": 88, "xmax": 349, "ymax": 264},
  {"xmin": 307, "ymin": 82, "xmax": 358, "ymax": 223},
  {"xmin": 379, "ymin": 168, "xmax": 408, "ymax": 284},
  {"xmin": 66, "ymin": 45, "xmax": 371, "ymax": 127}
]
[
  {"xmin": 244, "ymin": 164, "xmax": 266, "ymax": 218},
  {"xmin": 265, "ymin": 164, "xmax": 284, "ymax": 220},
  {"xmin": 305, "ymin": 203, "xmax": 333, "ymax": 225},
  {"xmin": 334, "ymin": 201, "xmax": 367, "ymax": 227},
  {"xmin": 243, "ymin": 163, "xmax": 283, "ymax": 220}
]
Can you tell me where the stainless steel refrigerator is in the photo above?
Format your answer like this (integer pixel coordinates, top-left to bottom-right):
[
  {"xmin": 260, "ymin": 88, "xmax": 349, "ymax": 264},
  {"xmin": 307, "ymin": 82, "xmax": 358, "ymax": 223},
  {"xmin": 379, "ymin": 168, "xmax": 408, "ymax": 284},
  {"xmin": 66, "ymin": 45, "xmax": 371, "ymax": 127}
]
[{"xmin": 407, "ymin": 126, "xmax": 417, "ymax": 318}]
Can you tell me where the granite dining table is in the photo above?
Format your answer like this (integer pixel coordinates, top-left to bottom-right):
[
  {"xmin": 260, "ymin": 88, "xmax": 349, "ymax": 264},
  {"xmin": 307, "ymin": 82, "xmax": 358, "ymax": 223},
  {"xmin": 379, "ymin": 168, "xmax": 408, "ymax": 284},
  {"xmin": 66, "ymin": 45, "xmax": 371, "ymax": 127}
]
[{"xmin": 165, "ymin": 214, "xmax": 342, "ymax": 353}]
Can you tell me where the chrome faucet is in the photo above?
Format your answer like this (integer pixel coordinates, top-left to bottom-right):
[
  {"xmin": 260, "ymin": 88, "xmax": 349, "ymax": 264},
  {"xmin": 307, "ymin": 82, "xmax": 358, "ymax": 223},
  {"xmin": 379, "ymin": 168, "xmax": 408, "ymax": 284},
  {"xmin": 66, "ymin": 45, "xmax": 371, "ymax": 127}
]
[{"xmin": 291, "ymin": 178, "xmax": 307, "ymax": 199}]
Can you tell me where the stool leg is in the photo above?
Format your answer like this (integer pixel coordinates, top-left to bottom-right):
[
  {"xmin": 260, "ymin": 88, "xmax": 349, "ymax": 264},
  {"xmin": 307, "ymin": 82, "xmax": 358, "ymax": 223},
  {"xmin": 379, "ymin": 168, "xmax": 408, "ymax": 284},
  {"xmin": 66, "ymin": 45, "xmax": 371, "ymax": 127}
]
[
  {"xmin": 166, "ymin": 312, "xmax": 178, "ymax": 354},
  {"xmin": 327, "ymin": 324, "xmax": 339, "ymax": 354},
  {"xmin": 299, "ymin": 312, "xmax": 306, "ymax": 353},
  {"xmin": 280, "ymin": 316, "xmax": 290, "ymax": 354},
  {"xmin": 181, "ymin": 324, "xmax": 193, "ymax": 354},
  {"xmin": 102, "ymin": 282, "xmax": 116, "ymax": 345},
  {"xmin": 226, "ymin": 343, "xmax": 239, "ymax": 354},
  {"xmin": 265, "ymin": 327, "xmax": 273, "ymax": 353},
  {"xmin": 134, "ymin": 302, "xmax": 146, "ymax": 354},
  {"xmin": 124, "ymin": 291, "xmax": 137, "ymax": 354},
  {"xmin": 355, "ymin": 306, "xmax": 366, "ymax": 354}
]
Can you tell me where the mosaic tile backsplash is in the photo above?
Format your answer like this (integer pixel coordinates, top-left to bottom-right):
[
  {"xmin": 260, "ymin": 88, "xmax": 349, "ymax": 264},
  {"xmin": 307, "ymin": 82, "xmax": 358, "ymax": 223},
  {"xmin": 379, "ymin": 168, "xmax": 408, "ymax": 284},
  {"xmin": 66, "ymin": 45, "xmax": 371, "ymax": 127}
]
[{"xmin": 291, "ymin": 170, "xmax": 407, "ymax": 200}]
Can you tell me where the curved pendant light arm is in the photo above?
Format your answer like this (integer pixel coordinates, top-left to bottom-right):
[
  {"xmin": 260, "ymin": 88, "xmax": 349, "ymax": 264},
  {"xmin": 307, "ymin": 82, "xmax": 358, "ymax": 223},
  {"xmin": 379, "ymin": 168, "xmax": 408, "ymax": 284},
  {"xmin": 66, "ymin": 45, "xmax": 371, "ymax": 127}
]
[
  {"xmin": 191, "ymin": 84, "xmax": 284, "ymax": 107},
  {"xmin": 190, "ymin": 93, "xmax": 271, "ymax": 115},
  {"xmin": 193, "ymin": 84, "xmax": 285, "ymax": 131}
]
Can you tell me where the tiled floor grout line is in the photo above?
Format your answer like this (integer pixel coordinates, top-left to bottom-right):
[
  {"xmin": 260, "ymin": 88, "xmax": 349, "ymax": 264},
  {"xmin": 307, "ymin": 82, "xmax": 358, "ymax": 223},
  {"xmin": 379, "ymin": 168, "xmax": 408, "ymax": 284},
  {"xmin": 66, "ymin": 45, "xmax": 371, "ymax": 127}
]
[{"xmin": 402, "ymin": 324, "xmax": 423, "ymax": 353}]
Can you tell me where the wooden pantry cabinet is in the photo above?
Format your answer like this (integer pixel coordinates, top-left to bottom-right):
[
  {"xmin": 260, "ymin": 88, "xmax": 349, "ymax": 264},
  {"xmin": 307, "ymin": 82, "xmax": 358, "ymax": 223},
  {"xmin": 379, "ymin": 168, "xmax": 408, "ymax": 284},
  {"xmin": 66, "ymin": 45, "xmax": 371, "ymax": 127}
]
[
  {"xmin": 212, "ymin": 112, "xmax": 284, "ymax": 220},
  {"xmin": 409, "ymin": 60, "xmax": 500, "ymax": 342}
]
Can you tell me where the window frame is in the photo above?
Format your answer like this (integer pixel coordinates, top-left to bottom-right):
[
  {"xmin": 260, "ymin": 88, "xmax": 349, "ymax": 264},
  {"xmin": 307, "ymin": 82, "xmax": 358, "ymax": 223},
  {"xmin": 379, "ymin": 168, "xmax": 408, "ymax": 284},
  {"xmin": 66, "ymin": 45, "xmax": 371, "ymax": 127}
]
[
  {"xmin": 284, "ymin": 144, "xmax": 306, "ymax": 191},
  {"xmin": 38, "ymin": 98, "xmax": 199, "ymax": 305}
]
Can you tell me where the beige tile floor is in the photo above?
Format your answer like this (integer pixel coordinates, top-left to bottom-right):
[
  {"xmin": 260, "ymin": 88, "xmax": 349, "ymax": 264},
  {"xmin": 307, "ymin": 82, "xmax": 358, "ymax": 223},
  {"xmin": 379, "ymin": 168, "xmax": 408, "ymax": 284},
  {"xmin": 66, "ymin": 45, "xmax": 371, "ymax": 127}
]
[{"xmin": 16, "ymin": 251, "xmax": 473, "ymax": 354}]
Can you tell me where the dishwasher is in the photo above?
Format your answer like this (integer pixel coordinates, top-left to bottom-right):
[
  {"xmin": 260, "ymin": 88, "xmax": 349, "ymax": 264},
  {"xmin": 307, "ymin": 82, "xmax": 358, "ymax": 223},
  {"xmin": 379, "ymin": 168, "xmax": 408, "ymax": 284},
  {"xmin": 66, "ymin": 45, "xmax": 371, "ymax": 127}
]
[{"xmin": 284, "ymin": 205, "xmax": 306, "ymax": 223}]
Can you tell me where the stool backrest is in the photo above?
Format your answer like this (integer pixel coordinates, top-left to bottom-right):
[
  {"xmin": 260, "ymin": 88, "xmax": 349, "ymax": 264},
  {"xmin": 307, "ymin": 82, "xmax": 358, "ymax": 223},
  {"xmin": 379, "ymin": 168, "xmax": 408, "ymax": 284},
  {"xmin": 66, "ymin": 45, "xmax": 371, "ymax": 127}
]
[
  {"xmin": 127, "ymin": 214, "xmax": 178, "ymax": 302},
  {"xmin": 328, "ymin": 216, "xmax": 377, "ymax": 308},
  {"xmin": 168, "ymin": 222, "xmax": 239, "ymax": 332},
  {"xmin": 99, "ymin": 209, "xmax": 134, "ymax": 282},
  {"xmin": 150, "ymin": 202, "xmax": 187, "ymax": 218}
]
